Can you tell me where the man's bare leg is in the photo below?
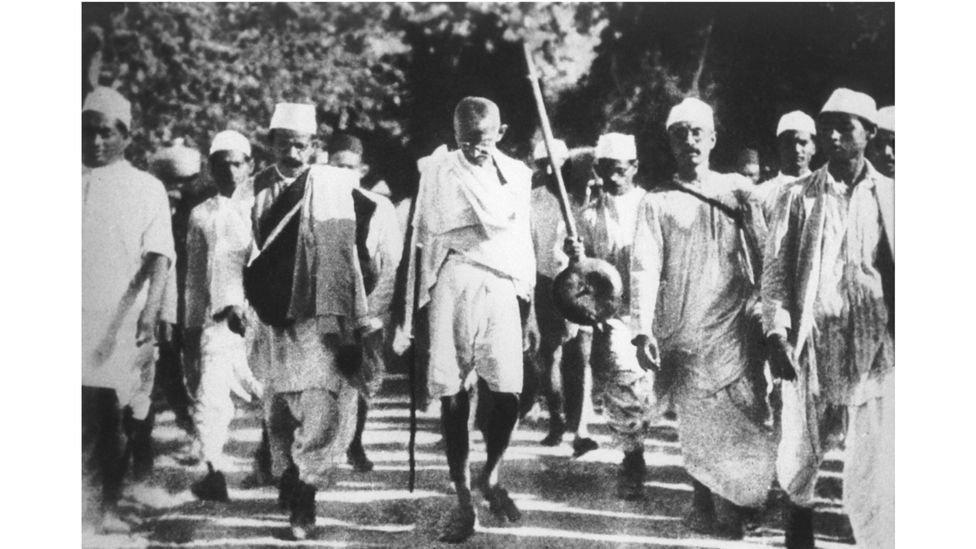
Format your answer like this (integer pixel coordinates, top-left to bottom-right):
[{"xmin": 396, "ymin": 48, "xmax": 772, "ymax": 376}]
[
  {"xmin": 538, "ymin": 340, "xmax": 566, "ymax": 445},
  {"xmin": 439, "ymin": 390, "xmax": 476, "ymax": 543},
  {"xmin": 564, "ymin": 331, "xmax": 598, "ymax": 457},
  {"xmin": 475, "ymin": 388, "xmax": 521, "ymax": 522},
  {"xmin": 347, "ymin": 396, "xmax": 374, "ymax": 472}
]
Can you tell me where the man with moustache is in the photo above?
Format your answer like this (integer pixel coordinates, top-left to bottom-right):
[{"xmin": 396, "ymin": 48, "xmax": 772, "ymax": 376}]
[
  {"xmin": 247, "ymin": 103, "xmax": 381, "ymax": 539},
  {"xmin": 630, "ymin": 97, "xmax": 775, "ymax": 538}
]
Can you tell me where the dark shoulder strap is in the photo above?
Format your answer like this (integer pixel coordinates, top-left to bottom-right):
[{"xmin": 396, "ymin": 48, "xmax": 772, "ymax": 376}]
[
  {"xmin": 352, "ymin": 188, "xmax": 379, "ymax": 294},
  {"xmin": 667, "ymin": 180, "xmax": 741, "ymax": 222},
  {"xmin": 256, "ymin": 168, "xmax": 309, "ymax": 247}
]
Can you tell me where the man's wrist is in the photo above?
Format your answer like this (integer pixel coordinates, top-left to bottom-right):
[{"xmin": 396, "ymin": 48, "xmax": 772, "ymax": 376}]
[
  {"xmin": 631, "ymin": 333, "xmax": 651, "ymax": 345},
  {"xmin": 358, "ymin": 317, "xmax": 385, "ymax": 335}
]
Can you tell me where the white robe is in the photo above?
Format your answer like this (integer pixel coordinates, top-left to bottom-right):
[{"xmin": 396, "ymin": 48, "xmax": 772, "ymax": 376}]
[
  {"xmin": 401, "ymin": 149, "xmax": 535, "ymax": 339},
  {"xmin": 630, "ymin": 171, "xmax": 775, "ymax": 507},
  {"xmin": 82, "ymin": 161, "xmax": 175, "ymax": 419}
]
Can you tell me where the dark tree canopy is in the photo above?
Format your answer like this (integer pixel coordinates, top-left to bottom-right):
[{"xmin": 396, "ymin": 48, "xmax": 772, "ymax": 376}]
[{"xmin": 82, "ymin": 2, "xmax": 893, "ymax": 194}]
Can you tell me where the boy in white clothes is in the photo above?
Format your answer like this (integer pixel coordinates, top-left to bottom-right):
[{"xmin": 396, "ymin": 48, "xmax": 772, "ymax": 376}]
[{"xmin": 184, "ymin": 130, "xmax": 264, "ymax": 501}]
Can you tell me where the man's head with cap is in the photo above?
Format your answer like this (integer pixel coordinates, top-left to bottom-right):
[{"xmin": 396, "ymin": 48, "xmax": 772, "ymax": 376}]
[
  {"xmin": 151, "ymin": 139, "xmax": 203, "ymax": 209},
  {"xmin": 327, "ymin": 134, "xmax": 369, "ymax": 177},
  {"xmin": 666, "ymin": 97, "xmax": 717, "ymax": 173},
  {"xmin": 269, "ymin": 102, "xmax": 317, "ymax": 177},
  {"xmin": 593, "ymin": 132, "xmax": 638, "ymax": 195},
  {"xmin": 817, "ymin": 88, "xmax": 877, "ymax": 165},
  {"xmin": 453, "ymin": 97, "xmax": 506, "ymax": 167},
  {"xmin": 776, "ymin": 110, "xmax": 817, "ymax": 177},
  {"xmin": 867, "ymin": 105, "xmax": 895, "ymax": 178},
  {"xmin": 82, "ymin": 87, "xmax": 132, "ymax": 168},
  {"xmin": 209, "ymin": 130, "xmax": 252, "ymax": 197},
  {"xmin": 533, "ymin": 138, "xmax": 569, "ymax": 172}
]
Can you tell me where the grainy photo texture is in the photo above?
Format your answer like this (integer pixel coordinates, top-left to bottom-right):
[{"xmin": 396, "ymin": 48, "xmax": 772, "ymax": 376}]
[{"xmin": 81, "ymin": 3, "xmax": 894, "ymax": 548}]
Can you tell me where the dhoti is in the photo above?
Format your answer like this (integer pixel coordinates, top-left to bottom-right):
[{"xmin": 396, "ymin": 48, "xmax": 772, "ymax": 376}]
[
  {"xmin": 673, "ymin": 369, "xmax": 777, "ymax": 507},
  {"xmin": 82, "ymin": 307, "xmax": 156, "ymax": 420},
  {"xmin": 252, "ymin": 318, "xmax": 359, "ymax": 486},
  {"xmin": 427, "ymin": 254, "xmax": 524, "ymax": 398}
]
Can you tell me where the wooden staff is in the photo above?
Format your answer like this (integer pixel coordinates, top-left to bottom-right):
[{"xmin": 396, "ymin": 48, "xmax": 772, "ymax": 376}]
[{"xmin": 523, "ymin": 43, "xmax": 578, "ymax": 240}]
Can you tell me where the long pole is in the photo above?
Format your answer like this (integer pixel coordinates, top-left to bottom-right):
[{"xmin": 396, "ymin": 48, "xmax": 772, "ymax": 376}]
[
  {"xmin": 407, "ymin": 241, "xmax": 421, "ymax": 492},
  {"xmin": 523, "ymin": 43, "xmax": 577, "ymax": 239}
]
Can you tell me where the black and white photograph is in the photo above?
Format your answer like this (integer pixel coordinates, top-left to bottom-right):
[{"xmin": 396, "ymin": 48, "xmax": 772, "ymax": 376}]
[{"xmin": 75, "ymin": 2, "xmax": 903, "ymax": 547}]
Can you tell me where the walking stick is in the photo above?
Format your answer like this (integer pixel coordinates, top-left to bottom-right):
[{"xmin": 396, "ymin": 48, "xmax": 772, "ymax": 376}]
[{"xmin": 407, "ymin": 243, "xmax": 421, "ymax": 492}]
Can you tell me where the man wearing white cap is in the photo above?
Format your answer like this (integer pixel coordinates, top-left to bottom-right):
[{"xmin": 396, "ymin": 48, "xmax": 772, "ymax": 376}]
[
  {"xmin": 150, "ymin": 139, "xmax": 206, "ymax": 464},
  {"xmin": 246, "ymin": 102, "xmax": 381, "ymax": 539},
  {"xmin": 82, "ymin": 87, "xmax": 175, "ymax": 532},
  {"xmin": 529, "ymin": 138, "xmax": 593, "ymax": 449},
  {"xmin": 564, "ymin": 132, "xmax": 653, "ymax": 491},
  {"xmin": 398, "ymin": 97, "xmax": 535, "ymax": 542},
  {"xmin": 867, "ymin": 105, "xmax": 894, "ymax": 178},
  {"xmin": 756, "ymin": 111, "xmax": 818, "ymax": 221},
  {"xmin": 764, "ymin": 88, "xmax": 894, "ymax": 549},
  {"xmin": 630, "ymin": 97, "xmax": 775, "ymax": 538},
  {"xmin": 183, "ymin": 130, "xmax": 264, "ymax": 501},
  {"xmin": 326, "ymin": 133, "xmax": 404, "ymax": 474}
]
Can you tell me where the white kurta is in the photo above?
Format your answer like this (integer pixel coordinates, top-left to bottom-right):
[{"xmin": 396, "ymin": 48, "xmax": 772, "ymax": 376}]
[
  {"xmin": 402, "ymin": 149, "xmax": 535, "ymax": 339},
  {"xmin": 530, "ymin": 186, "xmax": 571, "ymax": 279},
  {"xmin": 405, "ymin": 149, "xmax": 534, "ymax": 397},
  {"xmin": 763, "ymin": 163, "xmax": 894, "ymax": 548},
  {"xmin": 630, "ymin": 171, "xmax": 775, "ymax": 507},
  {"xmin": 755, "ymin": 171, "xmax": 802, "ymax": 224},
  {"xmin": 184, "ymin": 192, "xmax": 263, "ymax": 468},
  {"xmin": 83, "ymin": 161, "xmax": 175, "ymax": 419},
  {"xmin": 578, "ymin": 186, "xmax": 646, "ymax": 313}
]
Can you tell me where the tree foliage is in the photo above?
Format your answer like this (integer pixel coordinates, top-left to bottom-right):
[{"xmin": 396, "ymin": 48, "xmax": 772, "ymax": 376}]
[
  {"xmin": 83, "ymin": 2, "xmax": 893, "ymax": 193},
  {"xmin": 552, "ymin": 2, "xmax": 894, "ymax": 183}
]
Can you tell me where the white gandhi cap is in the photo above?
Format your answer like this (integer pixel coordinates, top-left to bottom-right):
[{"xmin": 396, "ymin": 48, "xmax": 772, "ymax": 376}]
[
  {"xmin": 594, "ymin": 133, "xmax": 637, "ymax": 161},
  {"xmin": 533, "ymin": 139, "xmax": 569, "ymax": 164},
  {"xmin": 666, "ymin": 97, "xmax": 714, "ymax": 131},
  {"xmin": 820, "ymin": 88, "xmax": 878, "ymax": 126},
  {"xmin": 270, "ymin": 102, "xmax": 317, "ymax": 135},
  {"xmin": 776, "ymin": 111, "xmax": 816, "ymax": 137},
  {"xmin": 151, "ymin": 138, "xmax": 201, "ymax": 178},
  {"xmin": 83, "ymin": 87, "xmax": 132, "ymax": 131},
  {"xmin": 877, "ymin": 106, "xmax": 894, "ymax": 133},
  {"xmin": 210, "ymin": 130, "xmax": 252, "ymax": 157}
]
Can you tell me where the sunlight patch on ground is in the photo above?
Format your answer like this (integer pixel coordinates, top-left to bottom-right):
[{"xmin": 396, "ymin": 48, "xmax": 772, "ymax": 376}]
[
  {"xmin": 223, "ymin": 487, "xmax": 443, "ymax": 504},
  {"xmin": 645, "ymin": 480, "xmax": 694, "ymax": 492},
  {"xmin": 82, "ymin": 533, "xmax": 150, "ymax": 549},
  {"xmin": 156, "ymin": 512, "xmax": 416, "ymax": 534},
  {"xmin": 478, "ymin": 523, "xmax": 853, "ymax": 548},
  {"xmin": 123, "ymin": 484, "xmax": 196, "ymax": 508},
  {"xmin": 515, "ymin": 496, "xmax": 684, "ymax": 522},
  {"xmin": 147, "ymin": 537, "xmax": 378, "ymax": 547},
  {"xmin": 318, "ymin": 488, "xmax": 443, "ymax": 504}
]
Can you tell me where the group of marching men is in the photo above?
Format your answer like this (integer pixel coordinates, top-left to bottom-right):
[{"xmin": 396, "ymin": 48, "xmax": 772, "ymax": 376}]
[{"xmin": 82, "ymin": 83, "xmax": 894, "ymax": 549}]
